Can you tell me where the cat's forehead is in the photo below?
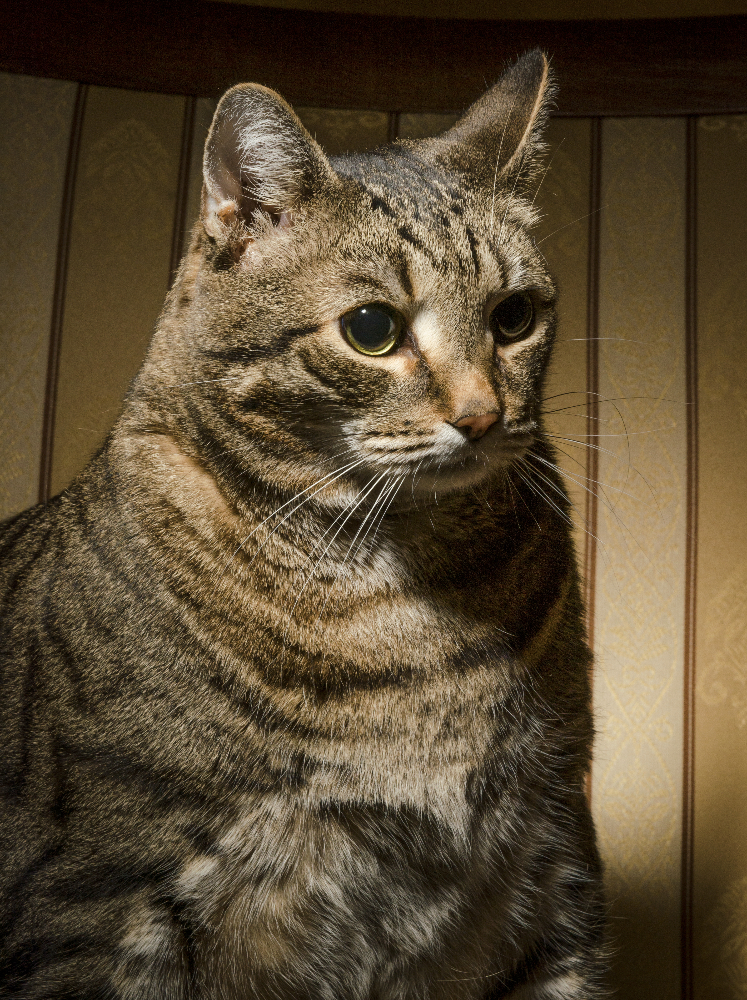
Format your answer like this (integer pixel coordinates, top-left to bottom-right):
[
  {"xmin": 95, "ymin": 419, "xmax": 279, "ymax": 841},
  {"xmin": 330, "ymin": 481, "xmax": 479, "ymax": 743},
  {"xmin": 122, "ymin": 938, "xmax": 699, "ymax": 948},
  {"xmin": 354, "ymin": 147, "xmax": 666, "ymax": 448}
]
[
  {"xmin": 322, "ymin": 147, "xmax": 547, "ymax": 303},
  {"xmin": 331, "ymin": 148, "xmax": 470, "ymax": 221}
]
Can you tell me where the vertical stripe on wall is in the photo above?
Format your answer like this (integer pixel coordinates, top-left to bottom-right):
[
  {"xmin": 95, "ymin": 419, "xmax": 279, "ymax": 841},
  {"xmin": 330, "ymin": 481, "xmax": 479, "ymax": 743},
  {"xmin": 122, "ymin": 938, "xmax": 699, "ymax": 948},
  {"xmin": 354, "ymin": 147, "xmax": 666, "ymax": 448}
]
[
  {"xmin": 39, "ymin": 83, "xmax": 87, "ymax": 504},
  {"xmin": 584, "ymin": 119, "xmax": 602, "ymax": 654},
  {"xmin": 169, "ymin": 96, "xmax": 197, "ymax": 286},
  {"xmin": 535, "ymin": 119, "xmax": 592, "ymax": 568},
  {"xmin": 50, "ymin": 87, "xmax": 186, "ymax": 496},
  {"xmin": 592, "ymin": 118, "xmax": 687, "ymax": 1000},
  {"xmin": 693, "ymin": 113, "xmax": 747, "ymax": 1000},
  {"xmin": 680, "ymin": 115, "xmax": 698, "ymax": 1000},
  {"xmin": 0, "ymin": 73, "xmax": 78, "ymax": 520},
  {"xmin": 181, "ymin": 97, "xmax": 217, "ymax": 265}
]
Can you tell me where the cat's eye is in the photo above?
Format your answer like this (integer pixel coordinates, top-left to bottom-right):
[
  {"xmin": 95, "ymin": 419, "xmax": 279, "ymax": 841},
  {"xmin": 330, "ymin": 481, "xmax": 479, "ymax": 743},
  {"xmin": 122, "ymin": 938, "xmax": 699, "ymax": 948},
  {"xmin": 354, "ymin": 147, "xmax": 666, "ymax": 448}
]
[
  {"xmin": 490, "ymin": 292, "xmax": 534, "ymax": 343},
  {"xmin": 341, "ymin": 304, "xmax": 403, "ymax": 356}
]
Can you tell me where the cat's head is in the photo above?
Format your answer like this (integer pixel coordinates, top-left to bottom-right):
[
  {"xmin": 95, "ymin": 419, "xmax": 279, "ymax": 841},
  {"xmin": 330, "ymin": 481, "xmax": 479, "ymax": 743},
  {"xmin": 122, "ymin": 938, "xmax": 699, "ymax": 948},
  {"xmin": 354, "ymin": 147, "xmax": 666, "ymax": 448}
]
[{"xmin": 148, "ymin": 50, "xmax": 556, "ymax": 506}]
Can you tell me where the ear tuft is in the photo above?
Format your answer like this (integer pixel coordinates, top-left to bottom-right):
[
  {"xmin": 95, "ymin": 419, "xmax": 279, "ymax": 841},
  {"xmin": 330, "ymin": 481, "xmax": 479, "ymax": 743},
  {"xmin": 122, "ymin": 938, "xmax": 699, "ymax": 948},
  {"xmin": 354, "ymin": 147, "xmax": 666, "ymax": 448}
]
[
  {"xmin": 202, "ymin": 84, "xmax": 335, "ymax": 242},
  {"xmin": 418, "ymin": 49, "xmax": 555, "ymax": 195}
]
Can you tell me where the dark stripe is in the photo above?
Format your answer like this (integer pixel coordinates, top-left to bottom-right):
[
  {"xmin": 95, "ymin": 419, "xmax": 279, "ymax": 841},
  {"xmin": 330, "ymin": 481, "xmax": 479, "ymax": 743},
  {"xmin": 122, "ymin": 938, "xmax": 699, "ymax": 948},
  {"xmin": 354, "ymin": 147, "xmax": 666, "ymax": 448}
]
[
  {"xmin": 202, "ymin": 325, "xmax": 319, "ymax": 365},
  {"xmin": 0, "ymin": 522, "xmax": 54, "ymax": 622},
  {"xmin": 680, "ymin": 114, "xmax": 698, "ymax": 1000},
  {"xmin": 397, "ymin": 225, "xmax": 426, "ymax": 253},
  {"xmin": 584, "ymin": 118, "xmax": 602, "ymax": 803},
  {"xmin": 0, "ymin": 507, "xmax": 40, "ymax": 562},
  {"xmin": 465, "ymin": 225, "xmax": 480, "ymax": 276},
  {"xmin": 370, "ymin": 195, "xmax": 396, "ymax": 219},
  {"xmin": 395, "ymin": 256, "xmax": 414, "ymax": 299},
  {"xmin": 297, "ymin": 355, "xmax": 344, "ymax": 396},
  {"xmin": 38, "ymin": 83, "xmax": 87, "ymax": 505},
  {"xmin": 396, "ymin": 225, "xmax": 444, "ymax": 273},
  {"xmin": 169, "ymin": 95, "xmax": 197, "ymax": 288}
]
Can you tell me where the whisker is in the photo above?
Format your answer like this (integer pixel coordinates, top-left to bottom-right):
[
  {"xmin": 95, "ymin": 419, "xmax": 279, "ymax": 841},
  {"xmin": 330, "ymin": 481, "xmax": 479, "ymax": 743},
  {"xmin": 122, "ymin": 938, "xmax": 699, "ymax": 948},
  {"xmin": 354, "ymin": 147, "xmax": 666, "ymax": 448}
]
[
  {"xmin": 287, "ymin": 472, "xmax": 390, "ymax": 617},
  {"xmin": 545, "ymin": 434, "xmax": 618, "ymax": 460},
  {"xmin": 528, "ymin": 452, "xmax": 654, "ymax": 510},
  {"xmin": 311, "ymin": 474, "xmax": 401, "ymax": 627},
  {"xmin": 534, "ymin": 206, "xmax": 604, "ymax": 247},
  {"xmin": 226, "ymin": 456, "xmax": 369, "ymax": 570}
]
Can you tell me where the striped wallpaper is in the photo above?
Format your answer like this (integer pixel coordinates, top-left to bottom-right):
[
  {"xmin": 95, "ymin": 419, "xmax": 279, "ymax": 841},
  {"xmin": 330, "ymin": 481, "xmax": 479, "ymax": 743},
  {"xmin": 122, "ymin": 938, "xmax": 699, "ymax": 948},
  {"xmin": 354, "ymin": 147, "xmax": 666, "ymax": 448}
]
[{"xmin": 1, "ymin": 71, "xmax": 746, "ymax": 998}]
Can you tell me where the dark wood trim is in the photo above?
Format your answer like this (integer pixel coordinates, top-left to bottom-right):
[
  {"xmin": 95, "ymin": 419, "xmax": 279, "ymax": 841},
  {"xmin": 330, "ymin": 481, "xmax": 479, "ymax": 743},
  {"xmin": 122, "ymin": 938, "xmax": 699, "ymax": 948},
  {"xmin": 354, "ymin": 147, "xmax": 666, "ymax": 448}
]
[
  {"xmin": 169, "ymin": 95, "xmax": 198, "ymax": 288},
  {"xmin": 584, "ymin": 118, "xmax": 602, "ymax": 656},
  {"xmin": 2, "ymin": 1, "xmax": 746, "ymax": 117},
  {"xmin": 680, "ymin": 113, "xmax": 698, "ymax": 1000},
  {"xmin": 38, "ymin": 84, "xmax": 87, "ymax": 504}
]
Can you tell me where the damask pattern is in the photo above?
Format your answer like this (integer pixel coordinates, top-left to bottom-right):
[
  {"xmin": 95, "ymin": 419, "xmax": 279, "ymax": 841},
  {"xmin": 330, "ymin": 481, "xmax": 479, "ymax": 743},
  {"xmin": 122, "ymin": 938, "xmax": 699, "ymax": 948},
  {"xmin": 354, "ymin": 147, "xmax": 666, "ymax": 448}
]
[
  {"xmin": 700, "ymin": 875, "xmax": 747, "ymax": 999},
  {"xmin": 295, "ymin": 107, "xmax": 389, "ymax": 154},
  {"xmin": 697, "ymin": 560, "xmax": 747, "ymax": 729},
  {"xmin": 50, "ymin": 87, "xmax": 185, "ymax": 494},
  {"xmin": 694, "ymin": 114, "xmax": 747, "ymax": 1000},
  {"xmin": 592, "ymin": 117, "xmax": 687, "ymax": 1000},
  {"xmin": 0, "ymin": 73, "xmax": 76, "ymax": 520}
]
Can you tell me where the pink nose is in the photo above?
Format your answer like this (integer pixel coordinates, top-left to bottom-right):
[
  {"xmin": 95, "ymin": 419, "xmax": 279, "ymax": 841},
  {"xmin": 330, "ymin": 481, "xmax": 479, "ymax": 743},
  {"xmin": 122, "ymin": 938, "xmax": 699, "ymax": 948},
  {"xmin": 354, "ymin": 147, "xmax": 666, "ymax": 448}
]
[{"xmin": 454, "ymin": 412, "xmax": 499, "ymax": 441}]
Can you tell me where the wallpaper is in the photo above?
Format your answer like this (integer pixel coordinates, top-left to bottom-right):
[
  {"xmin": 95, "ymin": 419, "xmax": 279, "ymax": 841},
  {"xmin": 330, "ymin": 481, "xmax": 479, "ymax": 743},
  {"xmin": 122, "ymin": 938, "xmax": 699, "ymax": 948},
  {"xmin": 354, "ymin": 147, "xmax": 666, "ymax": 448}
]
[
  {"xmin": 592, "ymin": 118, "xmax": 688, "ymax": 999},
  {"xmin": 694, "ymin": 113, "xmax": 747, "ymax": 1000},
  {"xmin": 1, "ymin": 69, "xmax": 745, "ymax": 999},
  {"xmin": 0, "ymin": 74, "xmax": 77, "ymax": 516}
]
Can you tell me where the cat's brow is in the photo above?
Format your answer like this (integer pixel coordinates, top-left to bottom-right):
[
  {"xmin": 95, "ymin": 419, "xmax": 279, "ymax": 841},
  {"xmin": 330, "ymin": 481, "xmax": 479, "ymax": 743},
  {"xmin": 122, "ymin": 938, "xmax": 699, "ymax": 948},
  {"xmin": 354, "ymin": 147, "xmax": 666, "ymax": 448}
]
[{"xmin": 342, "ymin": 276, "xmax": 391, "ymax": 296}]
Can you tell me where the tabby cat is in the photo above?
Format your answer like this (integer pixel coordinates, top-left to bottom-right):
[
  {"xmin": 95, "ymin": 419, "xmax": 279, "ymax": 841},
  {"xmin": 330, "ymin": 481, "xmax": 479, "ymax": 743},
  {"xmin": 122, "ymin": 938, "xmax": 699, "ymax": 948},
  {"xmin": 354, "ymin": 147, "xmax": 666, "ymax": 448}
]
[{"xmin": 0, "ymin": 50, "xmax": 607, "ymax": 999}]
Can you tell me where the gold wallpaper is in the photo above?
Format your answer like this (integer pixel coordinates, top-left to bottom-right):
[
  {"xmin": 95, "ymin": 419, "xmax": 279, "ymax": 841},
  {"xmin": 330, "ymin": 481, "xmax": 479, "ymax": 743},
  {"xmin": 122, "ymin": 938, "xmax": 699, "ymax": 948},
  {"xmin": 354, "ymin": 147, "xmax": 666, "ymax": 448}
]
[
  {"xmin": 694, "ymin": 113, "xmax": 747, "ymax": 1000},
  {"xmin": 50, "ymin": 86, "xmax": 185, "ymax": 496},
  {"xmin": 592, "ymin": 117, "xmax": 688, "ymax": 999},
  {"xmin": 535, "ymin": 118, "xmax": 592, "ymax": 575},
  {"xmin": 0, "ymin": 73, "xmax": 77, "ymax": 520},
  {"xmin": 1, "ymin": 71, "xmax": 746, "ymax": 998}
]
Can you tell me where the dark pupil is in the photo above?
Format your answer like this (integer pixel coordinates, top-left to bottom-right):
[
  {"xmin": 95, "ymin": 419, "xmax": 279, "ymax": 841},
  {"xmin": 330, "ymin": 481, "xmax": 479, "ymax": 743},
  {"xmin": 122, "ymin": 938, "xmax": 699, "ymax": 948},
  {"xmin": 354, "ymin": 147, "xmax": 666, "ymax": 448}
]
[
  {"xmin": 496, "ymin": 293, "xmax": 531, "ymax": 334},
  {"xmin": 348, "ymin": 307, "xmax": 395, "ymax": 350}
]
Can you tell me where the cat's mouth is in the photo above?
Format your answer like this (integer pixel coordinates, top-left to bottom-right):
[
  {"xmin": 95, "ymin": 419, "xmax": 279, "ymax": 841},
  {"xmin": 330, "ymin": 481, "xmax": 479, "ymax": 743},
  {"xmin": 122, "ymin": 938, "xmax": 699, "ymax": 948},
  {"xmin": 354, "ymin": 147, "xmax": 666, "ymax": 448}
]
[{"xmin": 359, "ymin": 422, "xmax": 536, "ymax": 495}]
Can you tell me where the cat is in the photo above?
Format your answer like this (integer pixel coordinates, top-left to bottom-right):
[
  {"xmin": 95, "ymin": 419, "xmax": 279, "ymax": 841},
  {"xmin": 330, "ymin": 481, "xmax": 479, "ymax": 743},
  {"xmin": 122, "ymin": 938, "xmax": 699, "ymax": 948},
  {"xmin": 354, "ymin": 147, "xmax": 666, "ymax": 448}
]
[{"xmin": 0, "ymin": 49, "xmax": 607, "ymax": 999}]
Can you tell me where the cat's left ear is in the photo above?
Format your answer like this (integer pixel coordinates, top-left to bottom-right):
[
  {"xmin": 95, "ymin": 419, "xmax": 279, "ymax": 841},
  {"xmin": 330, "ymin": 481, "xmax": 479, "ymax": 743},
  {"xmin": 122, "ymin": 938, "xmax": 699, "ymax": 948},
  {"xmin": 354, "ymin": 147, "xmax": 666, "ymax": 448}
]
[
  {"xmin": 201, "ymin": 83, "xmax": 336, "ymax": 241},
  {"xmin": 417, "ymin": 49, "xmax": 555, "ymax": 194}
]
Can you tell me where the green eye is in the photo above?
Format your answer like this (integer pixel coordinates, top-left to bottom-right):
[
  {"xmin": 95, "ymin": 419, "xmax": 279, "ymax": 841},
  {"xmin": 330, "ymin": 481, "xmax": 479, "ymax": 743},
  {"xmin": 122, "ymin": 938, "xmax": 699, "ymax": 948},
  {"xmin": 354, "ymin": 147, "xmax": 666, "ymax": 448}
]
[
  {"xmin": 341, "ymin": 304, "xmax": 403, "ymax": 356},
  {"xmin": 490, "ymin": 292, "xmax": 534, "ymax": 342}
]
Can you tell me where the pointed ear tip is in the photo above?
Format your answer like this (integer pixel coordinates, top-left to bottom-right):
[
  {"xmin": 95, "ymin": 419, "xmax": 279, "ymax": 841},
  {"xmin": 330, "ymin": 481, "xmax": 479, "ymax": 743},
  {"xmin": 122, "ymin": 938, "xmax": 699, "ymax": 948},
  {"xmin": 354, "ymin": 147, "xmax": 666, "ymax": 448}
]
[{"xmin": 510, "ymin": 48, "xmax": 553, "ymax": 88}]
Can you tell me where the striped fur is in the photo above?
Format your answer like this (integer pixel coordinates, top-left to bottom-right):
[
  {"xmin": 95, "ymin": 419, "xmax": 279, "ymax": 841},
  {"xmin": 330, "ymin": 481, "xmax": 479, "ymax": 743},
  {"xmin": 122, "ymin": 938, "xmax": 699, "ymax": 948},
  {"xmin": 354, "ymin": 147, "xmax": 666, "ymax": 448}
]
[{"xmin": 0, "ymin": 51, "xmax": 608, "ymax": 998}]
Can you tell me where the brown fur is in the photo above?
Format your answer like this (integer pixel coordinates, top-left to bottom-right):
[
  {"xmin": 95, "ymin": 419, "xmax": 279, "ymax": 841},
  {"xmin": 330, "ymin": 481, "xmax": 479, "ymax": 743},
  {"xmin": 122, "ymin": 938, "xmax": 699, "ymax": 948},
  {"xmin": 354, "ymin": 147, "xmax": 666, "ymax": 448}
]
[{"xmin": 0, "ymin": 51, "xmax": 607, "ymax": 998}]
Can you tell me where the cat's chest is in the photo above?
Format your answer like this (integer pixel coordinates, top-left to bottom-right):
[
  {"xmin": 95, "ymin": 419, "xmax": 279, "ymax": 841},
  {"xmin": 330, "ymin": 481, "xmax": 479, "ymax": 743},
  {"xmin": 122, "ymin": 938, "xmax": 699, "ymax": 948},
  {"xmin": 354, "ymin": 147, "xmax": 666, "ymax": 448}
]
[{"xmin": 166, "ymin": 665, "xmax": 520, "ymax": 998}]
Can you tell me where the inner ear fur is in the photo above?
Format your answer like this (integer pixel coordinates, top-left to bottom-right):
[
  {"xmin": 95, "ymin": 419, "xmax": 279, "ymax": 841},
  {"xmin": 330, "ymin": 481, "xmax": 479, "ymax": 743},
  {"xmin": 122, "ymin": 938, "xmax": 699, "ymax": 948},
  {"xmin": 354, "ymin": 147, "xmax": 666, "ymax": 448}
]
[
  {"xmin": 418, "ymin": 49, "xmax": 555, "ymax": 195},
  {"xmin": 201, "ymin": 83, "xmax": 337, "ymax": 241}
]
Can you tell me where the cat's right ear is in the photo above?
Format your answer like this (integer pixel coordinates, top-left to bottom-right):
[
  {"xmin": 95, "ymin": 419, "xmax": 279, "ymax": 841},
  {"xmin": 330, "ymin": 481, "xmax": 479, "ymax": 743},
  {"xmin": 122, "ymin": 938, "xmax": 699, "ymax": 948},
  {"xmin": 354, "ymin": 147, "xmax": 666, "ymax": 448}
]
[
  {"xmin": 201, "ymin": 83, "xmax": 336, "ymax": 245},
  {"xmin": 416, "ymin": 49, "xmax": 555, "ymax": 195}
]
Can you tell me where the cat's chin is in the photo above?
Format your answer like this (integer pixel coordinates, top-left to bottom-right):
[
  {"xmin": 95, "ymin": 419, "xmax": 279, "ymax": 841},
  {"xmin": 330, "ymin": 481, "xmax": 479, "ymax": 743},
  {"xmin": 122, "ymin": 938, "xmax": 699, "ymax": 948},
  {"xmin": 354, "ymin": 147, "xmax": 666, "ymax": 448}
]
[
  {"xmin": 397, "ymin": 432, "xmax": 534, "ymax": 497},
  {"xmin": 405, "ymin": 460, "xmax": 513, "ymax": 497}
]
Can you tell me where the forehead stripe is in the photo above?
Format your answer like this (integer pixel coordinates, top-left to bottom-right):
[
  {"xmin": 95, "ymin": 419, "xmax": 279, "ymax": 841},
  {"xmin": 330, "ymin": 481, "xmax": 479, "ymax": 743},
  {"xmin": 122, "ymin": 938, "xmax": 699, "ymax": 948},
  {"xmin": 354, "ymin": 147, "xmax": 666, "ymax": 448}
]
[{"xmin": 465, "ymin": 226, "xmax": 481, "ymax": 277}]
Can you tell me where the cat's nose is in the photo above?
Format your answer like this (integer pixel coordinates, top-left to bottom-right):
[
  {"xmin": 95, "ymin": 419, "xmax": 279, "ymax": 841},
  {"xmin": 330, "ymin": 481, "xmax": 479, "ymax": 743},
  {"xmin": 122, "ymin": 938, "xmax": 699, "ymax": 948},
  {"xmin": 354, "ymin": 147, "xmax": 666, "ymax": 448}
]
[{"xmin": 454, "ymin": 412, "xmax": 499, "ymax": 441}]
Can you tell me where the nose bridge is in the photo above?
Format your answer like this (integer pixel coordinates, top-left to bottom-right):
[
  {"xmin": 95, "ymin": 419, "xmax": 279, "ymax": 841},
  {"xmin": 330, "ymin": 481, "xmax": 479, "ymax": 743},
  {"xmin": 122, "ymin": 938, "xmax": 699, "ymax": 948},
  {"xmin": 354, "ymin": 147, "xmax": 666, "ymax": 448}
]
[
  {"xmin": 450, "ymin": 365, "xmax": 500, "ymax": 419},
  {"xmin": 411, "ymin": 299, "xmax": 501, "ymax": 425}
]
